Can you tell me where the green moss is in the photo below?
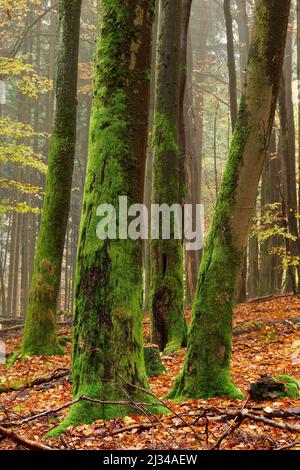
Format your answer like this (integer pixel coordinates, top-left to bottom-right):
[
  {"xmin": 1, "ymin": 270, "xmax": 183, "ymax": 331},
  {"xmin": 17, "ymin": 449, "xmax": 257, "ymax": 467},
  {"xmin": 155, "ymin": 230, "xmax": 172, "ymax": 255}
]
[
  {"xmin": 149, "ymin": 0, "xmax": 186, "ymax": 356},
  {"xmin": 275, "ymin": 375, "xmax": 299, "ymax": 399},
  {"xmin": 144, "ymin": 346, "xmax": 166, "ymax": 377}
]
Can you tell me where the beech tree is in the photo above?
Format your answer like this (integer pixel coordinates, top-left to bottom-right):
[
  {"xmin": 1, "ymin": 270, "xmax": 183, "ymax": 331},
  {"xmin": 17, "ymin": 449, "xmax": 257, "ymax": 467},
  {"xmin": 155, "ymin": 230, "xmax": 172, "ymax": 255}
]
[
  {"xmin": 168, "ymin": 0, "xmax": 291, "ymax": 401},
  {"xmin": 22, "ymin": 0, "xmax": 82, "ymax": 356},
  {"xmin": 150, "ymin": 0, "xmax": 187, "ymax": 354},
  {"xmin": 48, "ymin": 0, "xmax": 156, "ymax": 436}
]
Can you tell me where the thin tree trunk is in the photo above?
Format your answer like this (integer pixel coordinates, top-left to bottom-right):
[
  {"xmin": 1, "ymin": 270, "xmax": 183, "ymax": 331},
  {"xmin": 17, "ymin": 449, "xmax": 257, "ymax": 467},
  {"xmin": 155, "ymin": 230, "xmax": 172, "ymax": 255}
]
[
  {"xmin": 247, "ymin": 222, "xmax": 259, "ymax": 299},
  {"xmin": 235, "ymin": 0, "xmax": 250, "ymax": 303},
  {"xmin": 236, "ymin": 0, "xmax": 249, "ymax": 77},
  {"xmin": 23, "ymin": 0, "xmax": 82, "ymax": 355},
  {"xmin": 224, "ymin": 0, "xmax": 238, "ymax": 129},
  {"xmin": 48, "ymin": 0, "xmax": 156, "ymax": 437}
]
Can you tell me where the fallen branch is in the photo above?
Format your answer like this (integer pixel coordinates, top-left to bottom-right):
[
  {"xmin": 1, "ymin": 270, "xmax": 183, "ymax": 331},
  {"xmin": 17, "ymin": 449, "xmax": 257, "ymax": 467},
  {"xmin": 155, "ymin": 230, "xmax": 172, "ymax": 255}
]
[
  {"xmin": 116, "ymin": 372, "xmax": 203, "ymax": 445},
  {"xmin": 239, "ymin": 411, "xmax": 300, "ymax": 433},
  {"xmin": 0, "ymin": 367, "xmax": 70, "ymax": 395},
  {"xmin": 0, "ymin": 425, "xmax": 53, "ymax": 450}
]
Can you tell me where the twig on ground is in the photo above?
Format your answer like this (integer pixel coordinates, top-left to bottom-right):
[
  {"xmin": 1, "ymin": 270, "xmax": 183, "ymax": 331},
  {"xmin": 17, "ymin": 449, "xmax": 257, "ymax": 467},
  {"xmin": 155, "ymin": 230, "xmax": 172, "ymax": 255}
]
[{"xmin": 210, "ymin": 397, "xmax": 250, "ymax": 450}]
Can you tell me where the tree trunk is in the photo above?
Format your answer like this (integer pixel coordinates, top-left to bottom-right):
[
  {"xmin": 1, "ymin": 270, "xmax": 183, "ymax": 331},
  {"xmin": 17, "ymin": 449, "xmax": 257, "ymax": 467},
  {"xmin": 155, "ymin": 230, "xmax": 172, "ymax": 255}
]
[
  {"xmin": 22, "ymin": 0, "xmax": 82, "ymax": 355},
  {"xmin": 48, "ymin": 0, "xmax": 156, "ymax": 436},
  {"xmin": 247, "ymin": 222, "xmax": 260, "ymax": 299},
  {"xmin": 168, "ymin": 0, "xmax": 291, "ymax": 401},
  {"xmin": 259, "ymin": 133, "xmax": 282, "ymax": 296},
  {"xmin": 224, "ymin": 0, "xmax": 238, "ymax": 129},
  {"xmin": 298, "ymin": 0, "xmax": 300, "ymax": 217},
  {"xmin": 235, "ymin": 0, "xmax": 250, "ymax": 304},
  {"xmin": 236, "ymin": 0, "xmax": 249, "ymax": 77},
  {"xmin": 150, "ymin": 0, "xmax": 187, "ymax": 354}
]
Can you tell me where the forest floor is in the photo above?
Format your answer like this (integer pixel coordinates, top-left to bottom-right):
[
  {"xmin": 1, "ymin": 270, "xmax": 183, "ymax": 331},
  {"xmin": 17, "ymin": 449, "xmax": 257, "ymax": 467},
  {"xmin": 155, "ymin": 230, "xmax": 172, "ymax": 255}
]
[{"xmin": 0, "ymin": 295, "xmax": 299, "ymax": 451}]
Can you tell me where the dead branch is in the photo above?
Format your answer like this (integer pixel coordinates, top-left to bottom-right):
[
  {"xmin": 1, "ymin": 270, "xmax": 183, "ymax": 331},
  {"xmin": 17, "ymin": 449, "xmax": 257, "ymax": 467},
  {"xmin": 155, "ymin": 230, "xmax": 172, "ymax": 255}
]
[{"xmin": 276, "ymin": 440, "xmax": 300, "ymax": 450}]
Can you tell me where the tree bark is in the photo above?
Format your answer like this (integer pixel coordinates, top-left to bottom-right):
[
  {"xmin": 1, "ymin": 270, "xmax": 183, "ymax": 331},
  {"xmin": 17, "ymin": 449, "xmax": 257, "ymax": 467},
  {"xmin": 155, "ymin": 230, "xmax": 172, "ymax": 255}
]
[
  {"xmin": 224, "ymin": 0, "xmax": 238, "ymax": 129},
  {"xmin": 278, "ymin": 72, "xmax": 300, "ymax": 294},
  {"xmin": 150, "ymin": 0, "xmax": 187, "ymax": 354},
  {"xmin": 48, "ymin": 0, "xmax": 156, "ymax": 436},
  {"xmin": 22, "ymin": 0, "xmax": 82, "ymax": 355}
]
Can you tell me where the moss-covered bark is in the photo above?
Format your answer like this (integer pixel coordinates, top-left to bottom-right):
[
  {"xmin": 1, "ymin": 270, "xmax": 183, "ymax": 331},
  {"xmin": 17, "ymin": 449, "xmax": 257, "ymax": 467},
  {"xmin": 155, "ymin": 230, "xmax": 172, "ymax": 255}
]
[
  {"xmin": 47, "ymin": 0, "xmax": 157, "ymax": 436},
  {"xmin": 150, "ymin": 0, "xmax": 187, "ymax": 355},
  {"xmin": 168, "ymin": 0, "xmax": 291, "ymax": 401},
  {"xmin": 144, "ymin": 346, "xmax": 166, "ymax": 377},
  {"xmin": 22, "ymin": 0, "xmax": 82, "ymax": 356}
]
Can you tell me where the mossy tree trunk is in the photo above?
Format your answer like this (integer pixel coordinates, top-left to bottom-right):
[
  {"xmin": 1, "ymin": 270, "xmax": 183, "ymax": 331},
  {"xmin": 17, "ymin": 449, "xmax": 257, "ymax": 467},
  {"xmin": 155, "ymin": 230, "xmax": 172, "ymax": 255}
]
[
  {"xmin": 22, "ymin": 0, "xmax": 82, "ymax": 356},
  {"xmin": 150, "ymin": 0, "xmax": 187, "ymax": 355},
  {"xmin": 224, "ymin": 0, "xmax": 238, "ymax": 130},
  {"xmin": 49, "ymin": 0, "xmax": 156, "ymax": 434},
  {"xmin": 278, "ymin": 30, "xmax": 300, "ymax": 293},
  {"xmin": 169, "ymin": 0, "xmax": 291, "ymax": 401}
]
